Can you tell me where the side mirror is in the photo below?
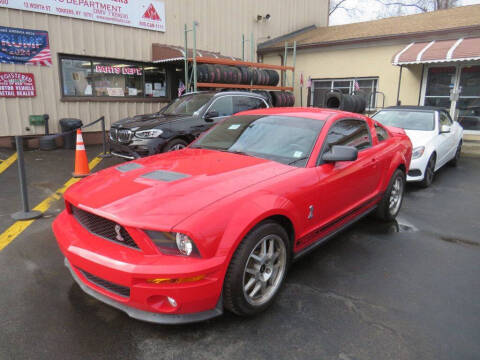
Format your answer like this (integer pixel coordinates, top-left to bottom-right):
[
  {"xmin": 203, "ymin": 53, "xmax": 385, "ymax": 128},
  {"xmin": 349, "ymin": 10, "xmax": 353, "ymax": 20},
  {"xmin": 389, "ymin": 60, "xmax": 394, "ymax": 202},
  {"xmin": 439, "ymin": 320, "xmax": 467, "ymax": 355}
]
[
  {"xmin": 204, "ymin": 110, "xmax": 219, "ymax": 122},
  {"xmin": 440, "ymin": 125, "xmax": 451, "ymax": 133},
  {"xmin": 322, "ymin": 145, "xmax": 358, "ymax": 163}
]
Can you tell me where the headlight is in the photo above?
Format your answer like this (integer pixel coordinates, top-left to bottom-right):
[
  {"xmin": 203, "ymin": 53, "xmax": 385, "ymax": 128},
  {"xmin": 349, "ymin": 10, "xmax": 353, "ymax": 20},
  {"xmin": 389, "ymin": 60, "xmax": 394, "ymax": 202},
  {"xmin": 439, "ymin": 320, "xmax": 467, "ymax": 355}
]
[
  {"xmin": 135, "ymin": 129, "xmax": 163, "ymax": 139},
  {"xmin": 145, "ymin": 230, "xmax": 200, "ymax": 257},
  {"xmin": 412, "ymin": 146, "xmax": 425, "ymax": 160}
]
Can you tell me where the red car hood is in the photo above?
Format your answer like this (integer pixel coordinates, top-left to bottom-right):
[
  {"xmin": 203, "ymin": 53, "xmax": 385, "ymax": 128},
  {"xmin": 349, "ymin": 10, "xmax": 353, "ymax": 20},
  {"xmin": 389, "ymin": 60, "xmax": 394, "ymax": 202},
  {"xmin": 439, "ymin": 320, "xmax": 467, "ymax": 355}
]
[{"xmin": 64, "ymin": 148, "xmax": 295, "ymax": 230}]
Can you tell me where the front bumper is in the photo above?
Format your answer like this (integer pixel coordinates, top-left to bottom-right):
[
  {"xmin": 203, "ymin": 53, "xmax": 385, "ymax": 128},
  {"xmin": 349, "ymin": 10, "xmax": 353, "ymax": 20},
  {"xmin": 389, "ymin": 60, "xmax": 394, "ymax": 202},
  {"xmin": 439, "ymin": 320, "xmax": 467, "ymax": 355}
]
[
  {"xmin": 65, "ymin": 258, "xmax": 223, "ymax": 324},
  {"xmin": 110, "ymin": 138, "xmax": 167, "ymax": 159},
  {"xmin": 406, "ymin": 156, "xmax": 428, "ymax": 182},
  {"xmin": 53, "ymin": 211, "xmax": 225, "ymax": 324}
]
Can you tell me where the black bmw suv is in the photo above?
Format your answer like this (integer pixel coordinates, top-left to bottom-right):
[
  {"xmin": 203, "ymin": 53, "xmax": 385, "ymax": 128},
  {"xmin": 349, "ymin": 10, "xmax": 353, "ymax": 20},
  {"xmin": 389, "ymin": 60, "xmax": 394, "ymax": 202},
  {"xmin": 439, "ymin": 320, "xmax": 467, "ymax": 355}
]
[{"xmin": 109, "ymin": 91, "xmax": 270, "ymax": 159}]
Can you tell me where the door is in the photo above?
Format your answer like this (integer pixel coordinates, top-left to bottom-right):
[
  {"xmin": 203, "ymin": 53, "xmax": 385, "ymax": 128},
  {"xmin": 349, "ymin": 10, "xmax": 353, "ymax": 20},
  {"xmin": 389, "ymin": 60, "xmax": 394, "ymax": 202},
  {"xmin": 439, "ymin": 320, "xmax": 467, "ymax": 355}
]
[
  {"xmin": 423, "ymin": 66, "xmax": 456, "ymax": 110},
  {"xmin": 436, "ymin": 111, "xmax": 456, "ymax": 166},
  {"xmin": 456, "ymin": 65, "xmax": 480, "ymax": 133},
  {"xmin": 314, "ymin": 119, "xmax": 379, "ymax": 229}
]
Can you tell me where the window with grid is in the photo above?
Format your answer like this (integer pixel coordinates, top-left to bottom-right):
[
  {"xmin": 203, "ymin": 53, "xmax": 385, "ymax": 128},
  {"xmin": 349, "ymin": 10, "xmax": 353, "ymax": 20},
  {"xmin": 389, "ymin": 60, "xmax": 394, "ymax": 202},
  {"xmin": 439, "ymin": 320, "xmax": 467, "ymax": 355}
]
[{"xmin": 312, "ymin": 77, "xmax": 378, "ymax": 110}]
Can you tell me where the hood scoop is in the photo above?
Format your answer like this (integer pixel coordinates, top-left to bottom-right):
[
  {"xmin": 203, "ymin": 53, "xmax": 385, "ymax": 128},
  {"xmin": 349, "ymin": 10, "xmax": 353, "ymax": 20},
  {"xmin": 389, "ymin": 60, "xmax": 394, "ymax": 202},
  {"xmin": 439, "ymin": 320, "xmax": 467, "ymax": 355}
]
[
  {"xmin": 140, "ymin": 170, "xmax": 190, "ymax": 182},
  {"xmin": 116, "ymin": 163, "xmax": 143, "ymax": 172}
]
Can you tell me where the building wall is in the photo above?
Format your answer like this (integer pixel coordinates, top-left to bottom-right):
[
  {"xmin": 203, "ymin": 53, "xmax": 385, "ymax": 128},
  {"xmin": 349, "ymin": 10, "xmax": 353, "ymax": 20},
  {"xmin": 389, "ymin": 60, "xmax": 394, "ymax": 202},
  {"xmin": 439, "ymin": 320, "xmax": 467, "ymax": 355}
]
[
  {"xmin": 263, "ymin": 43, "xmax": 424, "ymax": 109},
  {"xmin": 0, "ymin": 0, "xmax": 328, "ymax": 137}
]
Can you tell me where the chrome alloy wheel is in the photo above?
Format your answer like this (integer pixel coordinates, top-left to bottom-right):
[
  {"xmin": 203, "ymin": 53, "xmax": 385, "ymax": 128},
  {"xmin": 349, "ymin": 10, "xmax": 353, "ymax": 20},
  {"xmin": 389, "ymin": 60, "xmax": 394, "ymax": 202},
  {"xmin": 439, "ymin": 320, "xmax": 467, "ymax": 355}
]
[
  {"xmin": 389, "ymin": 176, "xmax": 404, "ymax": 216},
  {"xmin": 169, "ymin": 143, "xmax": 186, "ymax": 151},
  {"xmin": 242, "ymin": 234, "xmax": 287, "ymax": 306}
]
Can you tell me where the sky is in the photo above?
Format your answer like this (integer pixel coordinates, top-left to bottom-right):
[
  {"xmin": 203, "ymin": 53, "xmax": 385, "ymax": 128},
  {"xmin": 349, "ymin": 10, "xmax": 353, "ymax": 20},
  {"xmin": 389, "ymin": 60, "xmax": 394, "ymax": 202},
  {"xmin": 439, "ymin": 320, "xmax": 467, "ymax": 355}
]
[{"xmin": 330, "ymin": 0, "xmax": 480, "ymax": 25}]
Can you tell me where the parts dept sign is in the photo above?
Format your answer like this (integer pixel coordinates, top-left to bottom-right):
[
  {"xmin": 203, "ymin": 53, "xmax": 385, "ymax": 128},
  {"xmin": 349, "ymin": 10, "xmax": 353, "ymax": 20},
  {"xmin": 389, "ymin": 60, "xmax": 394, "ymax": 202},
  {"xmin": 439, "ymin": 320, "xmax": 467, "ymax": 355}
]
[
  {"xmin": 0, "ymin": 72, "xmax": 36, "ymax": 98},
  {"xmin": 0, "ymin": 0, "xmax": 166, "ymax": 32}
]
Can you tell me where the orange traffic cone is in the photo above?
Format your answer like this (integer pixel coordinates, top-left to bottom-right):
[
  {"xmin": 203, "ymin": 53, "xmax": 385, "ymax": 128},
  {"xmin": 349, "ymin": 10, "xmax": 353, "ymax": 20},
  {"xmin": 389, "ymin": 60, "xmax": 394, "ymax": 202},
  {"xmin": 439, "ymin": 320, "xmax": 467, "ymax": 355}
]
[{"xmin": 72, "ymin": 129, "xmax": 90, "ymax": 178}]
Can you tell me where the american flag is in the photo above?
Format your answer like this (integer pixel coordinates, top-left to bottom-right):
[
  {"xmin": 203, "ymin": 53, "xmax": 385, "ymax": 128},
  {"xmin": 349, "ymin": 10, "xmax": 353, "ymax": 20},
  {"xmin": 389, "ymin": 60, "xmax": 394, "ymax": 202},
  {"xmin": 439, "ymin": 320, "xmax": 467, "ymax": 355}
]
[
  {"xmin": 28, "ymin": 48, "xmax": 52, "ymax": 66},
  {"xmin": 299, "ymin": 73, "xmax": 304, "ymax": 87},
  {"xmin": 306, "ymin": 76, "xmax": 312, "ymax": 88},
  {"xmin": 354, "ymin": 80, "xmax": 360, "ymax": 91},
  {"xmin": 178, "ymin": 80, "xmax": 186, "ymax": 97}
]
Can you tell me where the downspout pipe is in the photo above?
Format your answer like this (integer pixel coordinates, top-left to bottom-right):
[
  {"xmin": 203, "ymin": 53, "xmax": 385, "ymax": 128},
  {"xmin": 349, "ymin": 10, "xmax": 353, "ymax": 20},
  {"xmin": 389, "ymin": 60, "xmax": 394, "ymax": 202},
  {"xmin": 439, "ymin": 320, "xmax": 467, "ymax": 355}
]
[{"xmin": 396, "ymin": 65, "xmax": 403, "ymax": 106}]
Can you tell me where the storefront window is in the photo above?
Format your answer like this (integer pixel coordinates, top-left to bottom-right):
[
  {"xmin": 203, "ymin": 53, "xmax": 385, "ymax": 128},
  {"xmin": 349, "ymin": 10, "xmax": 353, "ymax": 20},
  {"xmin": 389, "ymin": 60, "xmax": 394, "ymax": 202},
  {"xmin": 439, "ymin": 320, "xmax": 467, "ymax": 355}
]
[
  {"xmin": 60, "ymin": 56, "xmax": 167, "ymax": 99},
  {"xmin": 61, "ymin": 58, "xmax": 93, "ymax": 96},
  {"xmin": 457, "ymin": 66, "xmax": 480, "ymax": 131}
]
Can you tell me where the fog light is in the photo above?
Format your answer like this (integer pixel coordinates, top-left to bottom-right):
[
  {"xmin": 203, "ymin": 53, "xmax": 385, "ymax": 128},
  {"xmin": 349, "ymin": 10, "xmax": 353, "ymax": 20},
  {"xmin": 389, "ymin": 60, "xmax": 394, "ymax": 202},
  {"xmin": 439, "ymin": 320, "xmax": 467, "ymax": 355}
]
[{"xmin": 167, "ymin": 296, "xmax": 177, "ymax": 307}]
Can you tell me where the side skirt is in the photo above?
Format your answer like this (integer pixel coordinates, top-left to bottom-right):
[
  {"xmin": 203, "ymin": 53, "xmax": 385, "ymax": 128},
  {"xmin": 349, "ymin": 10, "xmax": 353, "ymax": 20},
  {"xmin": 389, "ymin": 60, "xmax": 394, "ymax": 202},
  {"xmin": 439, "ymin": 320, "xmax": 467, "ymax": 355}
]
[{"xmin": 293, "ymin": 205, "xmax": 377, "ymax": 262}]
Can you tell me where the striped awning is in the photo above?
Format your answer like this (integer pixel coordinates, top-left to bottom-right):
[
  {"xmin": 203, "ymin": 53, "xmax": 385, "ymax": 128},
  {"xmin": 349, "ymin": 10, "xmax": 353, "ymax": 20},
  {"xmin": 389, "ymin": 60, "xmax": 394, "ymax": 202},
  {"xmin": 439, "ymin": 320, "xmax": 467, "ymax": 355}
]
[
  {"xmin": 152, "ymin": 44, "xmax": 240, "ymax": 63},
  {"xmin": 392, "ymin": 37, "xmax": 480, "ymax": 65}
]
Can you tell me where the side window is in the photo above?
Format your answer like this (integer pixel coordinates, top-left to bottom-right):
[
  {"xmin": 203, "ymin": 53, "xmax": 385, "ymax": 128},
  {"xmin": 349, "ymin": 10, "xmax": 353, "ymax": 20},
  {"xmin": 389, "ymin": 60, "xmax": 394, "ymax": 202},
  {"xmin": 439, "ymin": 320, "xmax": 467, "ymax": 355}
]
[
  {"xmin": 325, "ymin": 119, "xmax": 372, "ymax": 151},
  {"xmin": 209, "ymin": 97, "xmax": 234, "ymax": 117},
  {"xmin": 375, "ymin": 124, "xmax": 389, "ymax": 142},
  {"xmin": 234, "ymin": 96, "xmax": 267, "ymax": 113},
  {"xmin": 439, "ymin": 112, "xmax": 453, "ymax": 127}
]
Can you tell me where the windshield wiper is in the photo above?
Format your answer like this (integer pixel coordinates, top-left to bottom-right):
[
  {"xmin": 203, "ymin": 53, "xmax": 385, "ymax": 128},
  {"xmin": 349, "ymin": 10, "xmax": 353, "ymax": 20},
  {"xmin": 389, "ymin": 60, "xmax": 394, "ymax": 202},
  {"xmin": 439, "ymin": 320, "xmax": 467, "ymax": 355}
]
[{"xmin": 288, "ymin": 157, "xmax": 309, "ymax": 166}]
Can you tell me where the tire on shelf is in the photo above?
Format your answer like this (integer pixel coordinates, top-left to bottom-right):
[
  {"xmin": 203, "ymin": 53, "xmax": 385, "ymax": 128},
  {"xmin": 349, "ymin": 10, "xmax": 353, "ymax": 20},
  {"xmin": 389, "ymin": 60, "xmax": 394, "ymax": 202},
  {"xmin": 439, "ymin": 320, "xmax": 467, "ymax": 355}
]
[
  {"xmin": 266, "ymin": 70, "xmax": 279, "ymax": 86},
  {"xmin": 239, "ymin": 66, "xmax": 249, "ymax": 84},
  {"xmin": 353, "ymin": 95, "xmax": 367, "ymax": 113},
  {"xmin": 213, "ymin": 65, "xmax": 222, "ymax": 83},
  {"xmin": 206, "ymin": 64, "xmax": 216, "ymax": 83}
]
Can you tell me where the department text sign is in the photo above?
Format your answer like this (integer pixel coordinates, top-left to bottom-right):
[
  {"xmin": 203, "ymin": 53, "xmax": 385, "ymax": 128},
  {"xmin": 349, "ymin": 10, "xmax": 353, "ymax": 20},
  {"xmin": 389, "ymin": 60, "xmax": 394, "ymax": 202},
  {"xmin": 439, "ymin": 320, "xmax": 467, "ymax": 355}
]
[{"xmin": 1, "ymin": 0, "xmax": 166, "ymax": 32}]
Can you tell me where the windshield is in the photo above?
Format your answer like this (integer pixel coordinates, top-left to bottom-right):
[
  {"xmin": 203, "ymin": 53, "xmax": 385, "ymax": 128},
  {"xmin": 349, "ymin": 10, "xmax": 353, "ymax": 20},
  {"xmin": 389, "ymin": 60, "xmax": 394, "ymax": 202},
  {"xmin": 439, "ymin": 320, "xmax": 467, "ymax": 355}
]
[
  {"xmin": 372, "ymin": 110, "xmax": 435, "ymax": 131},
  {"xmin": 192, "ymin": 115, "xmax": 325, "ymax": 167},
  {"xmin": 163, "ymin": 93, "xmax": 214, "ymax": 116}
]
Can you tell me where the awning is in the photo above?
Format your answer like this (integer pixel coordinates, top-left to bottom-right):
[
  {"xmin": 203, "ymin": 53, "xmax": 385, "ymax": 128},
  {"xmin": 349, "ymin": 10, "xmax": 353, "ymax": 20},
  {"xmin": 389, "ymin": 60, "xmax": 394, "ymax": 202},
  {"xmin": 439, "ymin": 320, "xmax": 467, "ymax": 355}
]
[
  {"xmin": 392, "ymin": 37, "xmax": 480, "ymax": 65},
  {"xmin": 152, "ymin": 44, "xmax": 240, "ymax": 63}
]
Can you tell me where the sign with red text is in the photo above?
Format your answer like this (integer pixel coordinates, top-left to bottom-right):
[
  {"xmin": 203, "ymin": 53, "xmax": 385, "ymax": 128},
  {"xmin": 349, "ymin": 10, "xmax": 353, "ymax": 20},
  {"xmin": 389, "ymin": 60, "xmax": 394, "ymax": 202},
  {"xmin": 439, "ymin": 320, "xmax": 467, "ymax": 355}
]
[
  {"xmin": 0, "ymin": 72, "xmax": 36, "ymax": 97},
  {"xmin": 0, "ymin": 0, "xmax": 166, "ymax": 32}
]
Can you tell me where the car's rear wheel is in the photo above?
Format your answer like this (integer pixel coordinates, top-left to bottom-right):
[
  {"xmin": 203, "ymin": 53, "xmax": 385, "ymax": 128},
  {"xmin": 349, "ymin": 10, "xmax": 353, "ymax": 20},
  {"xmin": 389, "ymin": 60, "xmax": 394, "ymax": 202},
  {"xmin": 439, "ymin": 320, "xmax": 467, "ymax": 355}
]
[
  {"xmin": 450, "ymin": 141, "xmax": 462, "ymax": 167},
  {"xmin": 163, "ymin": 138, "xmax": 188, "ymax": 152},
  {"xmin": 224, "ymin": 221, "xmax": 290, "ymax": 316},
  {"xmin": 420, "ymin": 154, "xmax": 436, "ymax": 188},
  {"xmin": 376, "ymin": 169, "xmax": 406, "ymax": 221}
]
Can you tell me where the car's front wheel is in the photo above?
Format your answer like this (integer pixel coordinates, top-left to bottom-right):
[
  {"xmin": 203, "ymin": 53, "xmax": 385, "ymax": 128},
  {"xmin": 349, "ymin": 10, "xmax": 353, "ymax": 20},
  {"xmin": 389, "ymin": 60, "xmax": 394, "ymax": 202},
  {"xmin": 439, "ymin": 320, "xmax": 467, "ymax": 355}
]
[
  {"xmin": 224, "ymin": 221, "xmax": 290, "ymax": 316},
  {"xmin": 163, "ymin": 138, "xmax": 188, "ymax": 152},
  {"xmin": 420, "ymin": 154, "xmax": 436, "ymax": 188},
  {"xmin": 376, "ymin": 169, "xmax": 406, "ymax": 221},
  {"xmin": 450, "ymin": 141, "xmax": 462, "ymax": 167}
]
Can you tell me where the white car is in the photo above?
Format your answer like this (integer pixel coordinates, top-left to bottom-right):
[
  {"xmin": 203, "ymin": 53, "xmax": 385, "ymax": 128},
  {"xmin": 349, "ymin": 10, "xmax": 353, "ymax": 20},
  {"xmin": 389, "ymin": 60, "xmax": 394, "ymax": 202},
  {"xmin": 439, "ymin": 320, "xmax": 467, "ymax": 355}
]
[{"xmin": 372, "ymin": 106, "xmax": 463, "ymax": 187}]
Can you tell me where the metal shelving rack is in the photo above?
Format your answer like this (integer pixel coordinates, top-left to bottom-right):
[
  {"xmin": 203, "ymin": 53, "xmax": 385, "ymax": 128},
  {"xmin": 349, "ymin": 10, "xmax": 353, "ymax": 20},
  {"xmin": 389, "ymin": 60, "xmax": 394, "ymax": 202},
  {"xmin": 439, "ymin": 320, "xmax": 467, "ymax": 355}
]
[{"xmin": 183, "ymin": 24, "xmax": 296, "ymax": 93}]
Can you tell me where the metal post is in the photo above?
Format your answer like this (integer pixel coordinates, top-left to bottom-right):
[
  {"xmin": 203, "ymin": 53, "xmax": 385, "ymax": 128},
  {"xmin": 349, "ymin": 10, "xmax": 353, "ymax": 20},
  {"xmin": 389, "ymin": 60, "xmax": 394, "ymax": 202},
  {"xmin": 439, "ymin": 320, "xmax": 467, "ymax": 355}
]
[
  {"xmin": 11, "ymin": 136, "xmax": 42, "ymax": 220},
  {"xmin": 184, "ymin": 24, "xmax": 189, "ymax": 92},
  {"xmin": 250, "ymin": 32, "xmax": 254, "ymax": 62},
  {"xmin": 193, "ymin": 21, "xmax": 197, "ymax": 92},
  {"xmin": 292, "ymin": 41, "xmax": 297, "ymax": 88},
  {"xmin": 283, "ymin": 42, "xmax": 288, "ymax": 86},
  {"xmin": 242, "ymin": 34, "xmax": 245, "ymax": 61},
  {"xmin": 396, "ymin": 65, "xmax": 403, "ymax": 106},
  {"xmin": 43, "ymin": 114, "xmax": 49, "ymax": 135},
  {"xmin": 99, "ymin": 116, "xmax": 112, "ymax": 158}
]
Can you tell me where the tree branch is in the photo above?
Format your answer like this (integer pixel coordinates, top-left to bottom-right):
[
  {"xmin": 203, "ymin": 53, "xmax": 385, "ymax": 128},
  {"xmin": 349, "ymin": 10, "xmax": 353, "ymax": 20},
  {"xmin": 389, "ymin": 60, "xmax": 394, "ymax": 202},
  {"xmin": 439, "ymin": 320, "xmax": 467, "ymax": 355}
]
[
  {"xmin": 375, "ymin": 0, "xmax": 430, "ymax": 12},
  {"xmin": 329, "ymin": 0, "xmax": 349, "ymax": 15}
]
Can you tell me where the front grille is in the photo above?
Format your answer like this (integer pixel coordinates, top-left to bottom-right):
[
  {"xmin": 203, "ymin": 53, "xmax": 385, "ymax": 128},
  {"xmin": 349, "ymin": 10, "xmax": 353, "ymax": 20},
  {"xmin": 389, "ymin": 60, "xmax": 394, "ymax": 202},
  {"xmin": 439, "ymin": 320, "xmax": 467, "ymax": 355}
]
[
  {"xmin": 110, "ymin": 128, "xmax": 133, "ymax": 143},
  {"xmin": 71, "ymin": 205, "xmax": 140, "ymax": 250},
  {"xmin": 78, "ymin": 268, "xmax": 130, "ymax": 298}
]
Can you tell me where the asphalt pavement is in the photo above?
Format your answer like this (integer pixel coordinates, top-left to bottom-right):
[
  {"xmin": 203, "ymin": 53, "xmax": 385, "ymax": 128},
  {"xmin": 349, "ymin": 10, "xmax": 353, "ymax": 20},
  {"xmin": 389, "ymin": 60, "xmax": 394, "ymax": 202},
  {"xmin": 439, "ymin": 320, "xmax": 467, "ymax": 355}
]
[{"xmin": 0, "ymin": 148, "xmax": 478, "ymax": 360}]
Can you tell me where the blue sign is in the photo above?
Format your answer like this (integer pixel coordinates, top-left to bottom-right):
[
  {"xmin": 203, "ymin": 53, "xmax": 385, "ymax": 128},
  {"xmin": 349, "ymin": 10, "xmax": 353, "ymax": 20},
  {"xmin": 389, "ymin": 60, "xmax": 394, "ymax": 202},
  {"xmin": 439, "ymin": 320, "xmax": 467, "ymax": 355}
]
[{"xmin": 0, "ymin": 26, "xmax": 52, "ymax": 66}]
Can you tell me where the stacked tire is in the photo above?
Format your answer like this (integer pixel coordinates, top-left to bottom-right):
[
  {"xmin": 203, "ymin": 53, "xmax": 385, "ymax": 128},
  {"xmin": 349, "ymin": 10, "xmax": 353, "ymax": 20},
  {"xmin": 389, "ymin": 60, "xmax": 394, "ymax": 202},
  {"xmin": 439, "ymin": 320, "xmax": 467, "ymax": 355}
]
[
  {"xmin": 196, "ymin": 64, "xmax": 280, "ymax": 86},
  {"xmin": 323, "ymin": 92, "xmax": 366, "ymax": 114},
  {"xmin": 270, "ymin": 91, "xmax": 295, "ymax": 107}
]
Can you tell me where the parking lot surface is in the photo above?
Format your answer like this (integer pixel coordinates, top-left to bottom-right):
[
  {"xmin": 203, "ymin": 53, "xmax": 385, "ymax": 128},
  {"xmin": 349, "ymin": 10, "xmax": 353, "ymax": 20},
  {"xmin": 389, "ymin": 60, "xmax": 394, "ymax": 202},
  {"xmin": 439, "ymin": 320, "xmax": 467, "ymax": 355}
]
[{"xmin": 0, "ymin": 148, "xmax": 479, "ymax": 360}]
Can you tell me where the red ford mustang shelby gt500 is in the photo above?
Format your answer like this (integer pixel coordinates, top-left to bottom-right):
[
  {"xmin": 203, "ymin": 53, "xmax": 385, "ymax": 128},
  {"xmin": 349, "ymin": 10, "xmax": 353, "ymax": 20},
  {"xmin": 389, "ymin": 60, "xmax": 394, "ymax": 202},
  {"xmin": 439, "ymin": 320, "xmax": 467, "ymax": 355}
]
[{"xmin": 53, "ymin": 108, "xmax": 412, "ymax": 324}]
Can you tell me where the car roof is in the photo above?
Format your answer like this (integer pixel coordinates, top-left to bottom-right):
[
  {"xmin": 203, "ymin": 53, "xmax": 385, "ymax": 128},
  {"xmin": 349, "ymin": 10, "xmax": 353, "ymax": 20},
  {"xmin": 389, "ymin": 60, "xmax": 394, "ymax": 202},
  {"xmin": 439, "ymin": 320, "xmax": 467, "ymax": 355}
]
[
  {"xmin": 235, "ymin": 107, "xmax": 367, "ymax": 122},
  {"xmin": 381, "ymin": 106, "xmax": 447, "ymax": 112}
]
